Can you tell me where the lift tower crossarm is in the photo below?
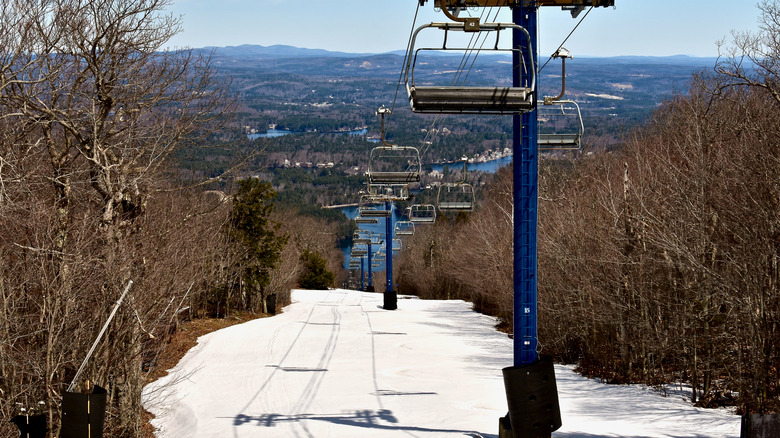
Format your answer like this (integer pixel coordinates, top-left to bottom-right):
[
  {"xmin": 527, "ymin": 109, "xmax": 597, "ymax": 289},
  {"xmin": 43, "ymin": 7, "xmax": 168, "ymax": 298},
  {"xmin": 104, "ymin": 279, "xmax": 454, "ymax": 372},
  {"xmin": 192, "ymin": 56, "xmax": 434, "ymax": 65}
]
[{"xmin": 420, "ymin": 0, "xmax": 613, "ymax": 7}]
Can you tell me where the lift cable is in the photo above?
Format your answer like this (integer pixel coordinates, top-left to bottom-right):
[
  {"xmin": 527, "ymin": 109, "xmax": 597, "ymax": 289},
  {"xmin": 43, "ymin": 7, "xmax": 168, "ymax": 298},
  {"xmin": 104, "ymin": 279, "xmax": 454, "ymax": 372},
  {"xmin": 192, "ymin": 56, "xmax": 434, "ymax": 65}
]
[
  {"xmin": 418, "ymin": 7, "xmax": 500, "ymax": 163},
  {"xmin": 452, "ymin": 7, "xmax": 496, "ymax": 85},
  {"xmin": 539, "ymin": 6, "xmax": 592, "ymax": 73},
  {"xmin": 389, "ymin": 3, "xmax": 422, "ymax": 116},
  {"xmin": 389, "ymin": 5, "xmax": 508, "ymax": 186},
  {"xmin": 404, "ymin": 7, "xmax": 490, "ymax": 159},
  {"xmin": 450, "ymin": 7, "xmax": 499, "ymax": 83}
]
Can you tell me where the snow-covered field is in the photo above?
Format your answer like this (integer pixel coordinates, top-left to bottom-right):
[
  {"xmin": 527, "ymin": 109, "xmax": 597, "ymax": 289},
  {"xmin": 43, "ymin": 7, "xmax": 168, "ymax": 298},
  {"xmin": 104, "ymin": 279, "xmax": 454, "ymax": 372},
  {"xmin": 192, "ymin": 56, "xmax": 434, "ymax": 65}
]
[{"xmin": 142, "ymin": 289, "xmax": 741, "ymax": 437}]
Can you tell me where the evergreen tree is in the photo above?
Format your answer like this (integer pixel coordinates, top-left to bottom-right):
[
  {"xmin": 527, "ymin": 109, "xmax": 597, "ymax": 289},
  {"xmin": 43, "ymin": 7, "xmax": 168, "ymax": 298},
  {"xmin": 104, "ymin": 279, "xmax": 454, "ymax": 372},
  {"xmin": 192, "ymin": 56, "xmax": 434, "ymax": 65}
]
[
  {"xmin": 299, "ymin": 249, "xmax": 335, "ymax": 290},
  {"xmin": 230, "ymin": 178, "xmax": 288, "ymax": 312}
]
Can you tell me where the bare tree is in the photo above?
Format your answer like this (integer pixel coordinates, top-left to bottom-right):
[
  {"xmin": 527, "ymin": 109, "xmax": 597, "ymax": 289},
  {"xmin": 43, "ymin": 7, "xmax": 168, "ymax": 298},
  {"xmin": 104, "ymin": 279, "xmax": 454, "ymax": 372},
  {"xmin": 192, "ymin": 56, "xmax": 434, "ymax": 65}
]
[
  {"xmin": 0, "ymin": 0, "xmax": 232, "ymax": 435},
  {"xmin": 716, "ymin": 0, "xmax": 780, "ymax": 106}
]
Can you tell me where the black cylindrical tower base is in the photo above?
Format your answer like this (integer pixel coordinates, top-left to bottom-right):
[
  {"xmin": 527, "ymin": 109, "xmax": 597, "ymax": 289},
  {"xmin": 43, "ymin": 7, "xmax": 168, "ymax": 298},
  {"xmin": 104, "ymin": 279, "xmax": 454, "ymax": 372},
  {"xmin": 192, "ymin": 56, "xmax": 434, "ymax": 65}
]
[
  {"xmin": 383, "ymin": 290, "xmax": 397, "ymax": 310},
  {"xmin": 501, "ymin": 357, "xmax": 561, "ymax": 438},
  {"xmin": 741, "ymin": 413, "xmax": 780, "ymax": 438}
]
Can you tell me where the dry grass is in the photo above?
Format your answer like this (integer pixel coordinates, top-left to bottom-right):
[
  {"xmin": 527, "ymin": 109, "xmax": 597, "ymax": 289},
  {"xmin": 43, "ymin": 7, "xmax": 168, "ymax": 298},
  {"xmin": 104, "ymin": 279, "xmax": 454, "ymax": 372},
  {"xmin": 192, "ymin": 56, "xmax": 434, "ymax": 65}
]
[{"xmin": 141, "ymin": 311, "xmax": 269, "ymax": 438}]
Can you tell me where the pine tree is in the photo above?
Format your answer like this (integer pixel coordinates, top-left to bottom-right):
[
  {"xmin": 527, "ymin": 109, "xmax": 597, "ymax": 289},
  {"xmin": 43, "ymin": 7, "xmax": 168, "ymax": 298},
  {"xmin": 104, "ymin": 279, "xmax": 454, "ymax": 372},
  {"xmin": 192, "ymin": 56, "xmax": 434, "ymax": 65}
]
[
  {"xmin": 229, "ymin": 178, "xmax": 288, "ymax": 312},
  {"xmin": 299, "ymin": 249, "xmax": 335, "ymax": 290}
]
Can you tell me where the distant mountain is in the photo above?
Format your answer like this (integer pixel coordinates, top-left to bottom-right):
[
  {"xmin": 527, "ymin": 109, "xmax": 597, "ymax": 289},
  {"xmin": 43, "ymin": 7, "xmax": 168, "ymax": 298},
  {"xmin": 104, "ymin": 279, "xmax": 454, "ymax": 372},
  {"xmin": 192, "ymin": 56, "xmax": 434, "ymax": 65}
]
[
  {"xmin": 200, "ymin": 44, "xmax": 375, "ymax": 59},
  {"xmin": 577, "ymin": 54, "xmax": 718, "ymax": 67},
  {"xmin": 195, "ymin": 44, "xmax": 719, "ymax": 67}
]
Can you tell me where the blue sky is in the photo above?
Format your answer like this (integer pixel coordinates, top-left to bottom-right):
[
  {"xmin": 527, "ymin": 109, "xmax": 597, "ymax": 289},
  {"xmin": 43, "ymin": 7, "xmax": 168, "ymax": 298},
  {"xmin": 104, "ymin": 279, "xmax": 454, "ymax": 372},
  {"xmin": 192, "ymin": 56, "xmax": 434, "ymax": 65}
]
[{"xmin": 166, "ymin": 1, "xmax": 762, "ymax": 57}]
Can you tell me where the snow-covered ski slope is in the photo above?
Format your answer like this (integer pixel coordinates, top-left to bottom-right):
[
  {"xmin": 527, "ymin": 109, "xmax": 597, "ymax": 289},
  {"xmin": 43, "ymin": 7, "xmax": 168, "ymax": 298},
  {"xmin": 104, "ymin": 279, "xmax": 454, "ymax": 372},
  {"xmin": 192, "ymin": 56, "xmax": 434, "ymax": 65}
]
[{"xmin": 143, "ymin": 289, "xmax": 740, "ymax": 437}]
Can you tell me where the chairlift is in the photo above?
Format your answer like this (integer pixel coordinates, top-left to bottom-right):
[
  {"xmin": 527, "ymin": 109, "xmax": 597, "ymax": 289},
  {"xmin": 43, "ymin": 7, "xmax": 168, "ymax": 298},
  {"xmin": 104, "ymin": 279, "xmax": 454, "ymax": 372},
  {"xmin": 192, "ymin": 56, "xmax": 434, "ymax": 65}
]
[
  {"xmin": 538, "ymin": 47, "xmax": 583, "ymax": 150},
  {"xmin": 355, "ymin": 217, "xmax": 379, "ymax": 224},
  {"xmin": 367, "ymin": 183, "xmax": 410, "ymax": 201},
  {"xmin": 392, "ymin": 238, "xmax": 403, "ymax": 252},
  {"xmin": 358, "ymin": 195, "xmax": 391, "ymax": 218},
  {"xmin": 437, "ymin": 183, "xmax": 476, "ymax": 212},
  {"xmin": 436, "ymin": 157, "xmax": 475, "ymax": 213},
  {"xmin": 367, "ymin": 146, "xmax": 421, "ymax": 186},
  {"xmin": 394, "ymin": 220, "xmax": 415, "ymax": 236},
  {"xmin": 353, "ymin": 229, "xmax": 376, "ymax": 242},
  {"xmin": 538, "ymin": 100, "xmax": 583, "ymax": 150},
  {"xmin": 404, "ymin": 22, "xmax": 535, "ymax": 114},
  {"xmin": 408, "ymin": 204, "xmax": 437, "ymax": 224}
]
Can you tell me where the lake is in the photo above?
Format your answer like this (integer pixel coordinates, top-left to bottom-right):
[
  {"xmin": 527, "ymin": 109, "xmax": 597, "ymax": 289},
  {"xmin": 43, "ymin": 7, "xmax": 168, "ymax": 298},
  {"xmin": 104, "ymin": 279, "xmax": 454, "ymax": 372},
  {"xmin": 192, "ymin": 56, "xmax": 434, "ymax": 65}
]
[
  {"xmin": 248, "ymin": 127, "xmax": 368, "ymax": 140},
  {"xmin": 429, "ymin": 154, "xmax": 513, "ymax": 174}
]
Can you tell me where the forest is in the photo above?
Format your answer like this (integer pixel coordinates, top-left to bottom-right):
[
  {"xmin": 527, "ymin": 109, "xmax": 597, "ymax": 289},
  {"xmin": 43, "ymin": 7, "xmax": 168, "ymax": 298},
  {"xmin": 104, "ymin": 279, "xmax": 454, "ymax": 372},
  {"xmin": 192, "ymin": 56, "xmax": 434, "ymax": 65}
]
[
  {"xmin": 1, "ymin": 0, "xmax": 779, "ymax": 437},
  {"xmin": 0, "ymin": 0, "xmax": 345, "ymax": 436}
]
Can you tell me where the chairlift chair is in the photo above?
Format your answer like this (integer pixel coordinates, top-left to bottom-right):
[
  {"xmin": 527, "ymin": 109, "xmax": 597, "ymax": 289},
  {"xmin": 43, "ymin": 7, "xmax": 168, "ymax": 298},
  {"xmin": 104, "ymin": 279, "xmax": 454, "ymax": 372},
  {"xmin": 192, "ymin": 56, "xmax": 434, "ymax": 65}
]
[
  {"xmin": 404, "ymin": 22, "xmax": 536, "ymax": 114},
  {"xmin": 353, "ymin": 229, "xmax": 375, "ymax": 241},
  {"xmin": 367, "ymin": 183, "xmax": 410, "ymax": 201},
  {"xmin": 437, "ymin": 183, "xmax": 476, "ymax": 213},
  {"xmin": 408, "ymin": 204, "xmax": 437, "ymax": 224},
  {"xmin": 538, "ymin": 100, "xmax": 584, "ymax": 150},
  {"xmin": 355, "ymin": 217, "xmax": 379, "ymax": 224},
  {"xmin": 394, "ymin": 220, "xmax": 415, "ymax": 236},
  {"xmin": 436, "ymin": 157, "xmax": 475, "ymax": 213},
  {"xmin": 392, "ymin": 238, "xmax": 403, "ymax": 252},
  {"xmin": 538, "ymin": 47, "xmax": 583, "ymax": 150},
  {"xmin": 367, "ymin": 146, "xmax": 422, "ymax": 186},
  {"xmin": 359, "ymin": 195, "xmax": 391, "ymax": 218}
]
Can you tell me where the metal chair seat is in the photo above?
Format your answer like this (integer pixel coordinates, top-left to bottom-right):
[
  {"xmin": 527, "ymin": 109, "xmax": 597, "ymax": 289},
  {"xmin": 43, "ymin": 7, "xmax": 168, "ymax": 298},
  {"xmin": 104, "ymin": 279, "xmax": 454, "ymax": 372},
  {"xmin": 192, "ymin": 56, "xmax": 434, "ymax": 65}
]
[
  {"xmin": 368, "ymin": 171, "xmax": 421, "ymax": 184},
  {"xmin": 359, "ymin": 209, "xmax": 392, "ymax": 218},
  {"xmin": 538, "ymin": 133, "xmax": 581, "ymax": 148},
  {"xmin": 409, "ymin": 86, "xmax": 534, "ymax": 114},
  {"xmin": 438, "ymin": 201, "xmax": 474, "ymax": 211}
]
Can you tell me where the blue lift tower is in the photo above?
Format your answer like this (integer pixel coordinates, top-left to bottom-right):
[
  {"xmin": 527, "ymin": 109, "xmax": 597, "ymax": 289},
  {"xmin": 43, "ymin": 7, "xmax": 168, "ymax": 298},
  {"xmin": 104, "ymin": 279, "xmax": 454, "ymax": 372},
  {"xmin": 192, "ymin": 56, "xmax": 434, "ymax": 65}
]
[{"xmin": 410, "ymin": 1, "xmax": 613, "ymax": 436}]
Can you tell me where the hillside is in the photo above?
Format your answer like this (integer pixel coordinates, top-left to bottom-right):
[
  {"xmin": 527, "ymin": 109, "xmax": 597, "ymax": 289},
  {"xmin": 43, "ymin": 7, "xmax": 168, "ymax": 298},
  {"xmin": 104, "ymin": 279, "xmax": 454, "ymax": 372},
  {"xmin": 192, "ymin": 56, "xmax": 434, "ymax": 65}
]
[
  {"xmin": 177, "ymin": 45, "xmax": 721, "ymax": 211},
  {"xmin": 184, "ymin": 45, "xmax": 718, "ymax": 169}
]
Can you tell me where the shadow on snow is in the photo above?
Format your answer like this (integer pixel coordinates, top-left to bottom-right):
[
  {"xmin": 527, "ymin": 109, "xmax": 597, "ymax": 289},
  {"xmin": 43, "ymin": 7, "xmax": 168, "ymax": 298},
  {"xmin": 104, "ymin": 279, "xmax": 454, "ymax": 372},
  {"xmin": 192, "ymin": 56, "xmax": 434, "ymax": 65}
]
[{"xmin": 229, "ymin": 409, "xmax": 496, "ymax": 437}]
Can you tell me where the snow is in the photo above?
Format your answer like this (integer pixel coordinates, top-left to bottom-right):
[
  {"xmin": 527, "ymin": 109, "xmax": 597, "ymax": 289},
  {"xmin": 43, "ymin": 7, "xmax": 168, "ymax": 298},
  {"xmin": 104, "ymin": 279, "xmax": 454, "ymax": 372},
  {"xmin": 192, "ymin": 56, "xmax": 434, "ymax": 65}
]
[{"xmin": 142, "ymin": 289, "xmax": 741, "ymax": 438}]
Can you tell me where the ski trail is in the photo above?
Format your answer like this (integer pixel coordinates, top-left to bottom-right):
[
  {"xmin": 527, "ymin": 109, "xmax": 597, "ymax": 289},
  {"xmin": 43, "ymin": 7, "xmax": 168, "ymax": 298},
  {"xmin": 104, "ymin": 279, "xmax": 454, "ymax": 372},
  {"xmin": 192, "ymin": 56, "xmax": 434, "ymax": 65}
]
[
  {"xmin": 144, "ymin": 289, "xmax": 740, "ymax": 438},
  {"xmin": 231, "ymin": 290, "xmax": 334, "ymax": 438}
]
